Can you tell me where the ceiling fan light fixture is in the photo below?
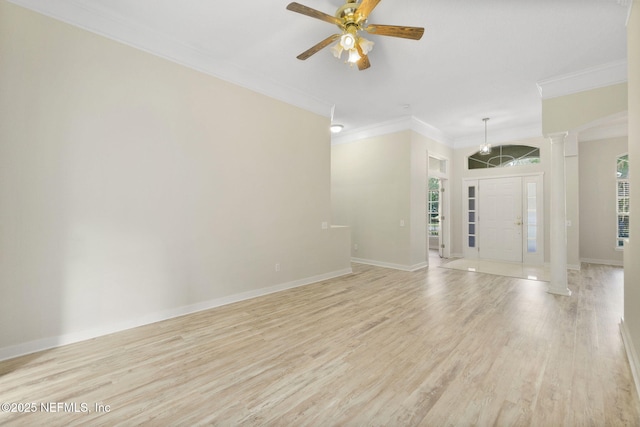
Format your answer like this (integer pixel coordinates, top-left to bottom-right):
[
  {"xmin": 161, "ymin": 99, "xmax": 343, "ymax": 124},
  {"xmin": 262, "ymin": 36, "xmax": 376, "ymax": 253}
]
[
  {"xmin": 330, "ymin": 43, "xmax": 344, "ymax": 59},
  {"xmin": 358, "ymin": 37, "xmax": 374, "ymax": 54},
  {"xmin": 347, "ymin": 48, "xmax": 361, "ymax": 63},
  {"xmin": 340, "ymin": 33, "xmax": 356, "ymax": 50}
]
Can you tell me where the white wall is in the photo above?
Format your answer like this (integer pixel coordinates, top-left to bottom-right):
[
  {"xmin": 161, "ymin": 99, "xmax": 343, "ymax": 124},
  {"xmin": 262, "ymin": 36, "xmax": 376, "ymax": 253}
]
[
  {"xmin": 0, "ymin": 2, "xmax": 351, "ymax": 359},
  {"xmin": 578, "ymin": 137, "xmax": 628, "ymax": 265}
]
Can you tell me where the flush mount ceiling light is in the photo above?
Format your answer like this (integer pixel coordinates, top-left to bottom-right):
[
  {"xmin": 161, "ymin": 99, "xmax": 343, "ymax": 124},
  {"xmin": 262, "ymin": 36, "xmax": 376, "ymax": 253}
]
[
  {"xmin": 479, "ymin": 118, "xmax": 492, "ymax": 155},
  {"xmin": 330, "ymin": 105, "xmax": 343, "ymax": 133},
  {"xmin": 286, "ymin": 0, "xmax": 424, "ymax": 71},
  {"xmin": 330, "ymin": 124, "xmax": 344, "ymax": 133}
]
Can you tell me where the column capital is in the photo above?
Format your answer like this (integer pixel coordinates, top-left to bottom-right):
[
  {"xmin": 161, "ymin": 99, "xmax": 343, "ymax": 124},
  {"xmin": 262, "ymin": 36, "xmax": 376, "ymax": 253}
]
[{"xmin": 545, "ymin": 131, "xmax": 569, "ymax": 143}]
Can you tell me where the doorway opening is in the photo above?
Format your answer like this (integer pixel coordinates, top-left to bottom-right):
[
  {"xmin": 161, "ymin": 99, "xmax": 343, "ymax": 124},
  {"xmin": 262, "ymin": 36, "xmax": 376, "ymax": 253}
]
[
  {"xmin": 428, "ymin": 155, "xmax": 449, "ymax": 259},
  {"xmin": 428, "ymin": 177, "xmax": 442, "ymax": 256}
]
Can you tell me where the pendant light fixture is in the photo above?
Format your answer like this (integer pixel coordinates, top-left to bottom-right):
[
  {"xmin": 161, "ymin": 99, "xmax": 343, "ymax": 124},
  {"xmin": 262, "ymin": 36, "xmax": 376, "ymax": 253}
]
[{"xmin": 479, "ymin": 118, "xmax": 491, "ymax": 155}]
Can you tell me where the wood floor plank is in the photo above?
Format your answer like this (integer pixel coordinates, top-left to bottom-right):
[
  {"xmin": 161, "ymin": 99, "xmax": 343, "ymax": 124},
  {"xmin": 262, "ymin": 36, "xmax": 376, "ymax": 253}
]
[{"xmin": 1, "ymin": 261, "xmax": 639, "ymax": 425}]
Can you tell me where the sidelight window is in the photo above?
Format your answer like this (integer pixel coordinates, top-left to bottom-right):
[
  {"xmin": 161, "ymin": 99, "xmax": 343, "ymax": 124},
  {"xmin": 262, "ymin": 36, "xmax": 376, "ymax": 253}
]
[{"xmin": 467, "ymin": 185, "xmax": 477, "ymax": 248}]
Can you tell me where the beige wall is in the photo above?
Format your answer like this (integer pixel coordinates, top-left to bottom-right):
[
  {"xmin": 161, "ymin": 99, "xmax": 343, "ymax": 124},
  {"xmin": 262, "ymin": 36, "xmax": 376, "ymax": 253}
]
[
  {"xmin": 331, "ymin": 131, "xmax": 413, "ymax": 268},
  {"xmin": 578, "ymin": 137, "xmax": 627, "ymax": 265},
  {"xmin": 542, "ymin": 83, "xmax": 628, "ymax": 135},
  {"xmin": 410, "ymin": 134, "xmax": 429, "ymax": 266},
  {"xmin": 0, "ymin": 2, "xmax": 350, "ymax": 358},
  {"xmin": 331, "ymin": 130, "xmax": 452, "ymax": 270},
  {"xmin": 624, "ymin": 0, "xmax": 640, "ymax": 387}
]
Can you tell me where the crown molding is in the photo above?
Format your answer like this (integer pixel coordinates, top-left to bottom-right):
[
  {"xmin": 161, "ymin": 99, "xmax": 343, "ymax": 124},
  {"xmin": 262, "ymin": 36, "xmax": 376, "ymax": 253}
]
[
  {"xmin": 331, "ymin": 116, "xmax": 454, "ymax": 147},
  {"xmin": 536, "ymin": 60, "xmax": 628, "ymax": 99},
  {"xmin": 331, "ymin": 115, "xmax": 542, "ymax": 149},
  {"xmin": 410, "ymin": 117, "xmax": 454, "ymax": 146},
  {"xmin": 16, "ymin": 0, "xmax": 614, "ymax": 150},
  {"xmin": 7, "ymin": 0, "xmax": 332, "ymax": 117},
  {"xmin": 331, "ymin": 117, "xmax": 413, "ymax": 145}
]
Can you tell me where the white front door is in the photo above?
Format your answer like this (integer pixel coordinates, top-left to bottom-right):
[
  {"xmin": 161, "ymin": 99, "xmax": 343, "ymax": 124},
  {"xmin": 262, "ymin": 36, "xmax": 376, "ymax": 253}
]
[{"xmin": 479, "ymin": 177, "xmax": 523, "ymax": 262}]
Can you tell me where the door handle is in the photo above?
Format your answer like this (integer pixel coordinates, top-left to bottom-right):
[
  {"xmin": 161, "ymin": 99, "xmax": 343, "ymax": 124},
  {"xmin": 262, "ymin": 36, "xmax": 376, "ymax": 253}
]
[{"xmin": 515, "ymin": 221, "xmax": 522, "ymax": 226}]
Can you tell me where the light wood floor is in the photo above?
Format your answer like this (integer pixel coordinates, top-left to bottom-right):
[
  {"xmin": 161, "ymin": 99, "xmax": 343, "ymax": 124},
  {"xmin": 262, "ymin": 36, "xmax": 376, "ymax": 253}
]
[{"xmin": 1, "ymin": 261, "xmax": 639, "ymax": 426}]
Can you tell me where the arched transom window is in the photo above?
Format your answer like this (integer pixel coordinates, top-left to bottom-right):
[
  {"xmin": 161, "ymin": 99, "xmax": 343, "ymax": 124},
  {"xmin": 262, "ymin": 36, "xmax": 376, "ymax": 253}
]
[{"xmin": 468, "ymin": 145, "xmax": 540, "ymax": 170}]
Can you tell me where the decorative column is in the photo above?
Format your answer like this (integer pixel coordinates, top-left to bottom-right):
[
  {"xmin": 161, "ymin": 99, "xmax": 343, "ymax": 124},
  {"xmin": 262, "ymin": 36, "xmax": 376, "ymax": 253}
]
[{"xmin": 548, "ymin": 132, "xmax": 572, "ymax": 296}]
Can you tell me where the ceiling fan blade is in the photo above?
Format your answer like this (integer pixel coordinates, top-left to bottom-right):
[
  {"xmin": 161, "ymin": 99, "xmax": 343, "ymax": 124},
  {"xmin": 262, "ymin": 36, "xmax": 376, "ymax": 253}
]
[
  {"xmin": 355, "ymin": 43, "xmax": 371, "ymax": 70},
  {"xmin": 356, "ymin": 0, "xmax": 381, "ymax": 20},
  {"xmin": 286, "ymin": 2, "xmax": 341, "ymax": 26},
  {"xmin": 357, "ymin": 54, "xmax": 371, "ymax": 70},
  {"xmin": 296, "ymin": 34, "xmax": 341, "ymax": 60},
  {"xmin": 365, "ymin": 24, "xmax": 425, "ymax": 40}
]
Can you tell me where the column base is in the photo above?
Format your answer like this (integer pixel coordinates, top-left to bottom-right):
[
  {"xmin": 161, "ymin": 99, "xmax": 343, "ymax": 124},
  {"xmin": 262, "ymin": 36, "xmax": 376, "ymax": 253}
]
[{"xmin": 547, "ymin": 286, "xmax": 572, "ymax": 296}]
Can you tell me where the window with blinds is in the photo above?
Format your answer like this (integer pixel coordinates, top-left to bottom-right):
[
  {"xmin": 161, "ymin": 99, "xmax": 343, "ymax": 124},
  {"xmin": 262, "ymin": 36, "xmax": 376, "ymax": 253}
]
[{"xmin": 617, "ymin": 154, "xmax": 629, "ymax": 248}]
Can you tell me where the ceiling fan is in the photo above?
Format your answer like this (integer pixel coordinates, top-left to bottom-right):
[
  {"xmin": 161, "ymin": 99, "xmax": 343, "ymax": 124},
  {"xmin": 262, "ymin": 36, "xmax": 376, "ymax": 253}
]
[{"xmin": 286, "ymin": 0, "xmax": 424, "ymax": 70}]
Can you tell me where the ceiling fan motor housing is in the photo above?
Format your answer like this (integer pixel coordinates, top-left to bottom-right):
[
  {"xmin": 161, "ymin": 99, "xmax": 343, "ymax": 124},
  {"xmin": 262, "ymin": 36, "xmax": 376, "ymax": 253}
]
[{"xmin": 336, "ymin": 1, "xmax": 366, "ymax": 29}]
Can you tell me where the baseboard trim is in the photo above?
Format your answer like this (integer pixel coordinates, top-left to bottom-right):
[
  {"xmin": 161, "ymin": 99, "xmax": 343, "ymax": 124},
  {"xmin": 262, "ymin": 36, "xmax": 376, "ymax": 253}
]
[
  {"xmin": 351, "ymin": 258, "xmax": 428, "ymax": 272},
  {"xmin": 0, "ymin": 267, "xmax": 353, "ymax": 362},
  {"xmin": 620, "ymin": 317, "xmax": 640, "ymax": 399},
  {"xmin": 580, "ymin": 258, "xmax": 624, "ymax": 267}
]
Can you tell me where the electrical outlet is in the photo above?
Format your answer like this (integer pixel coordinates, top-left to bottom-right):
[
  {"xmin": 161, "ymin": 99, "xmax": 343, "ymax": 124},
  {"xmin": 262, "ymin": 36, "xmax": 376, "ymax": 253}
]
[
  {"xmin": 275, "ymin": 263, "xmax": 280, "ymax": 272},
  {"xmin": 400, "ymin": 219, "xmax": 405, "ymax": 227},
  {"xmin": 354, "ymin": 244, "xmax": 358, "ymax": 250},
  {"xmin": 321, "ymin": 221, "xmax": 328, "ymax": 230}
]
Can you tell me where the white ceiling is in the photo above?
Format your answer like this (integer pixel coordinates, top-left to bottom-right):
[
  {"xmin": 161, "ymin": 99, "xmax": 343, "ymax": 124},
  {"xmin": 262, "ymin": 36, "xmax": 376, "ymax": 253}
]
[{"xmin": 10, "ymin": 0, "xmax": 631, "ymax": 146}]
